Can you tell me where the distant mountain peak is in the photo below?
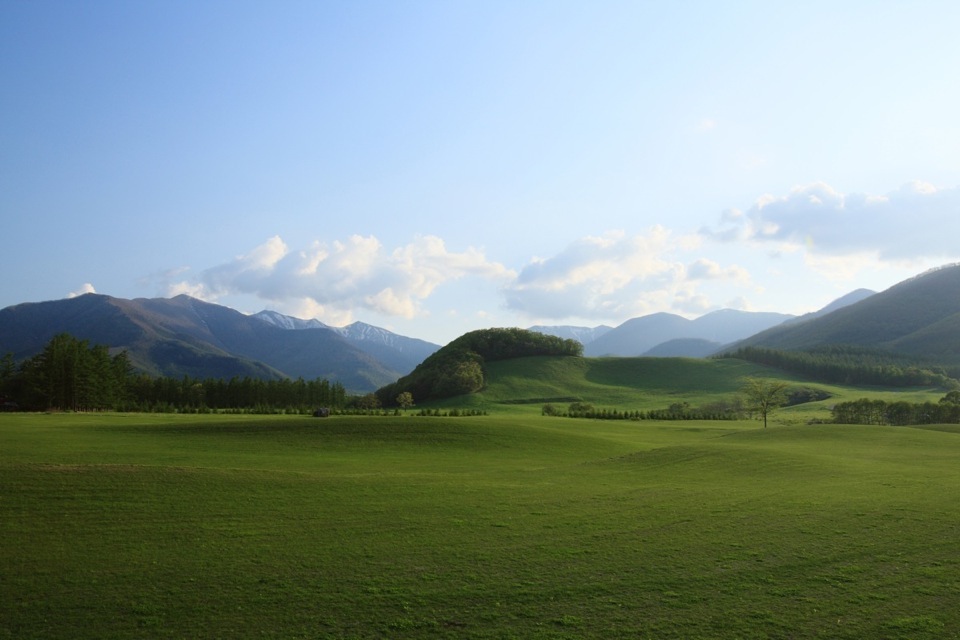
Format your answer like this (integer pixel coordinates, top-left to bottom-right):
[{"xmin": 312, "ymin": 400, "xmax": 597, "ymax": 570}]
[
  {"xmin": 778, "ymin": 289, "xmax": 876, "ymax": 327},
  {"xmin": 816, "ymin": 288, "xmax": 875, "ymax": 315},
  {"xmin": 252, "ymin": 309, "xmax": 329, "ymax": 331},
  {"xmin": 336, "ymin": 321, "xmax": 398, "ymax": 345},
  {"xmin": 251, "ymin": 309, "xmax": 439, "ymax": 368},
  {"xmin": 528, "ymin": 324, "xmax": 613, "ymax": 345}
]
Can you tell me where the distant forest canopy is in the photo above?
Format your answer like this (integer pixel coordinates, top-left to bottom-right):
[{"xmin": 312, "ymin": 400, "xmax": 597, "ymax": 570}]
[
  {"xmin": 720, "ymin": 345, "xmax": 960, "ymax": 390},
  {"xmin": 832, "ymin": 392, "xmax": 960, "ymax": 426},
  {"xmin": 0, "ymin": 333, "xmax": 346, "ymax": 413},
  {"xmin": 376, "ymin": 328, "xmax": 583, "ymax": 406},
  {"xmin": 444, "ymin": 327, "xmax": 583, "ymax": 362}
]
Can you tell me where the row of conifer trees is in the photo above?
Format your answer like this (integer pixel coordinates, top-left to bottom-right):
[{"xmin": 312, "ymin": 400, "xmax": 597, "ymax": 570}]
[{"xmin": 0, "ymin": 333, "xmax": 346, "ymax": 412}]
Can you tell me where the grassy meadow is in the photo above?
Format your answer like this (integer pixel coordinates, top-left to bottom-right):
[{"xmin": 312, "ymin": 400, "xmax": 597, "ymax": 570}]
[{"xmin": 3, "ymin": 357, "xmax": 959, "ymax": 639}]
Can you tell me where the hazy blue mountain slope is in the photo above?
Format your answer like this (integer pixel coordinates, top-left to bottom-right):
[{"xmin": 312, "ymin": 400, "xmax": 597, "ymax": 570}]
[
  {"xmin": 643, "ymin": 338, "xmax": 723, "ymax": 357},
  {"xmin": 583, "ymin": 310, "xmax": 792, "ymax": 357},
  {"xmin": 584, "ymin": 313, "xmax": 691, "ymax": 356},
  {"xmin": 689, "ymin": 310, "xmax": 792, "ymax": 343},
  {"xmin": 734, "ymin": 265, "xmax": 960, "ymax": 358}
]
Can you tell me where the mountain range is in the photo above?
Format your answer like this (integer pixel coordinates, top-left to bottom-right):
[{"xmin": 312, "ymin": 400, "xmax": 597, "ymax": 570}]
[
  {"xmin": 0, "ymin": 294, "xmax": 438, "ymax": 392},
  {"xmin": 586, "ymin": 309, "xmax": 794, "ymax": 356},
  {"xmin": 526, "ymin": 324, "xmax": 613, "ymax": 345},
  {"xmin": 530, "ymin": 289, "xmax": 878, "ymax": 357},
  {"xmin": 7, "ymin": 263, "xmax": 960, "ymax": 391}
]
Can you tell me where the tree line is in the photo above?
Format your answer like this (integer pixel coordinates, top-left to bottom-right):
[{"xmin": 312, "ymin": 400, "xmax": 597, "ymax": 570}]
[
  {"xmin": 542, "ymin": 400, "xmax": 742, "ymax": 421},
  {"xmin": 0, "ymin": 333, "xmax": 346, "ymax": 413},
  {"xmin": 831, "ymin": 392, "xmax": 960, "ymax": 426},
  {"xmin": 541, "ymin": 380, "xmax": 828, "ymax": 426},
  {"xmin": 722, "ymin": 345, "xmax": 958, "ymax": 389}
]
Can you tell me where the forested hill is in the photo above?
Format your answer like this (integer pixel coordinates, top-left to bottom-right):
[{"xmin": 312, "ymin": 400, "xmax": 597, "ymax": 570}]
[
  {"xmin": 375, "ymin": 328, "xmax": 583, "ymax": 405},
  {"xmin": 733, "ymin": 264, "xmax": 960, "ymax": 362}
]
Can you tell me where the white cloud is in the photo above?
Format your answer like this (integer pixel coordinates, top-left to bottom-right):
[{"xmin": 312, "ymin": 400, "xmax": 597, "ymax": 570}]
[
  {"xmin": 165, "ymin": 234, "xmax": 514, "ymax": 322},
  {"xmin": 67, "ymin": 283, "xmax": 96, "ymax": 298},
  {"xmin": 244, "ymin": 235, "xmax": 288, "ymax": 270},
  {"xmin": 166, "ymin": 281, "xmax": 210, "ymax": 299},
  {"xmin": 802, "ymin": 251, "xmax": 883, "ymax": 283},
  {"xmin": 702, "ymin": 181, "xmax": 960, "ymax": 262},
  {"xmin": 501, "ymin": 228, "xmax": 749, "ymax": 321},
  {"xmin": 365, "ymin": 287, "xmax": 417, "ymax": 318},
  {"xmin": 672, "ymin": 289, "xmax": 712, "ymax": 314},
  {"xmin": 687, "ymin": 258, "xmax": 749, "ymax": 282},
  {"xmin": 725, "ymin": 296, "xmax": 751, "ymax": 311}
]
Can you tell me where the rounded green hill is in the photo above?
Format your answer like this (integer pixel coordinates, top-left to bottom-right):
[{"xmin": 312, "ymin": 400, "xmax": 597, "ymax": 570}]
[{"xmin": 375, "ymin": 328, "xmax": 582, "ymax": 405}]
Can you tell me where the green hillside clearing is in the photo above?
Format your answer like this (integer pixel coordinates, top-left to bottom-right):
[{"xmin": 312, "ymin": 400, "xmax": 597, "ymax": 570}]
[{"xmin": 429, "ymin": 355, "xmax": 946, "ymax": 423}]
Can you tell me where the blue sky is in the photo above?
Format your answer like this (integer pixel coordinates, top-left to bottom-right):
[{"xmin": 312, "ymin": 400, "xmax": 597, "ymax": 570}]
[{"xmin": 4, "ymin": 1, "xmax": 960, "ymax": 344}]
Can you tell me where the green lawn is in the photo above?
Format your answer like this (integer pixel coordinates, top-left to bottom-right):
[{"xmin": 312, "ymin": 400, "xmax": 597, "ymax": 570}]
[{"xmin": 3, "ymin": 412, "xmax": 960, "ymax": 638}]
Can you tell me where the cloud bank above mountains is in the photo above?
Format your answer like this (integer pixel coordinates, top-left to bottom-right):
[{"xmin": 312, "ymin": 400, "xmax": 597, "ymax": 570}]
[
  {"xmin": 167, "ymin": 235, "xmax": 514, "ymax": 324},
  {"xmin": 158, "ymin": 181, "xmax": 960, "ymax": 329},
  {"xmin": 500, "ymin": 228, "xmax": 749, "ymax": 320},
  {"xmin": 703, "ymin": 181, "xmax": 960, "ymax": 261}
]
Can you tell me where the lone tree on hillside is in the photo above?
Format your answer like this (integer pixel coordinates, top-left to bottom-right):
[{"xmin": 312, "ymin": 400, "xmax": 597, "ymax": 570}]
[{"xmin": 741, "ymin": 377, "xmax": 789, "ymax": 428}]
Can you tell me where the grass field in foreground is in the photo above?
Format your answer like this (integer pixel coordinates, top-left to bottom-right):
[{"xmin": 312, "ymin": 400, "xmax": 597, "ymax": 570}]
[{"xmin": 2, "ymin": 412, "xmax": 960, "ymax": 639}]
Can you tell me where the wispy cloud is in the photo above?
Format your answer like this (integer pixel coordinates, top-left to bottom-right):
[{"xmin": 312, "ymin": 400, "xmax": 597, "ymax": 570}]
[
  {"xmin": 687, "ymin": 258, "xmax": 749, "ymax": 282},
  {"xmin": 702, "ymin": 181, "xmax": 960, "ymax": 262},
  {"xmin": 164, "ymin": 234, "xmax": 514, "ymax": 321}
]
